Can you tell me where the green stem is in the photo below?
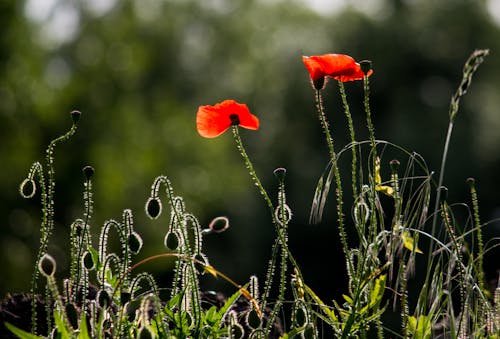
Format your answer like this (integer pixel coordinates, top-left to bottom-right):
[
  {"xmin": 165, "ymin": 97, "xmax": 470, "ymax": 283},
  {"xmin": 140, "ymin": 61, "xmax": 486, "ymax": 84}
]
[
  {"xmin": 231, "ymin": 127, "xmax": 304, "ymax": 287},
  {"xmin": 338, "ymin": 81, "xmax": 358, "ymax": 198},
  {"xmin": 314, "ymin": 90, "xmax": 350, "ymax": 268}
]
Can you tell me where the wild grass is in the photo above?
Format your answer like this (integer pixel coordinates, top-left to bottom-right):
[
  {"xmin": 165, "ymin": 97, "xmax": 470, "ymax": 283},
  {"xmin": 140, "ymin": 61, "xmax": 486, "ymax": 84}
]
[{"xmin": 4, "ymin": 49, "xmax": 499, "ymax": 338}]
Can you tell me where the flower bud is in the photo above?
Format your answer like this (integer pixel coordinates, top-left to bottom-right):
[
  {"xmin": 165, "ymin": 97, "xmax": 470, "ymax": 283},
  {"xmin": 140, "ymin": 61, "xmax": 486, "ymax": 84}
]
[
  {"xmin": 70, "ymin": 110, "xmax": 81, "ymax": 124},
  {"xmin": 360, "ymin": 60, "xmax": 372, "ymax": 75},
  {"xmin": 82, "ymin": 166, "xmax": 94, "ymax": 180},
  {"xmin": 208, "ymin": 216, "xmax": 229, "ymax": 234},
  {"xmin": 164, "ymin": 231, "xmax": 180, "ymax": 251},
  {"xmin": 128, "ymin": 231, "xmax": 143, "ymax": 255},
  {"xmin": 19, "ymin": 178, "xmax": 36, "ymax": 198},
  {"xmin": 466, "ymin": 177, "xmax": 476, "ymax": 188},
  {"xmin": 39, "ymin": 253, "xmax": 56, "ymax": 277},
  {"xmin": 390, "ymin": 159, "xmax": 400, "ymax": 173},
  {"xmin": 65, "ymin": 303, "xmax": 79, "ymax": 329},
  {"xmin": 82, "ymin": 251, "xmax": 95, "ymax": 270},
  {"xmin": 439, "ymin": 186, "xmax": 448, "ymax": 203},
  {"xmin": 145, "ymin": 197, "xmax": 162, "ymax": 219},
  {"xmin": 273, "ymin": 167, "xmax": 287, "ymax": 183},
  {"xmin": 98, "ymin": 290, "xmax": 111, "ymax": 308}
]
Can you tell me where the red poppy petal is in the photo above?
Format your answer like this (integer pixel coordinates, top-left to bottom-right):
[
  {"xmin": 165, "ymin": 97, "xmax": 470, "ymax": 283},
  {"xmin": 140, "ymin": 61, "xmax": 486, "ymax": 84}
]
[
  {"xmin": 196, "ymin": 100, "xmax": 259, "ymax": 138},
  {"xmin": 196, "ymin": 105, "xmax": 231, "ymax": 138},
  {"xmin": 302, "ymin": 56, "xmax": 326, "ymax": 81},
  {"xmin": 303, "ymin": 54, "xmax": 373, "ymax": 83},
  {"xmin": 318, "ymin": 54, "xmax": 357, "ymax": 77}
]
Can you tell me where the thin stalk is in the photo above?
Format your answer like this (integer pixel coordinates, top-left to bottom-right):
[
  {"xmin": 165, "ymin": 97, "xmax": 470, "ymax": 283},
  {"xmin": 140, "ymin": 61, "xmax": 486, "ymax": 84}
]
[
  {"xmin": 314, "ymin": 90, "xmax": 349, "ymax": 262},
  {"xmin": 231, "ymin": 127, "xmax": 304, "ymax": 290},
  {"xmin": 338, "ymin": 81, "xmax": 358, "ymax": 198}
]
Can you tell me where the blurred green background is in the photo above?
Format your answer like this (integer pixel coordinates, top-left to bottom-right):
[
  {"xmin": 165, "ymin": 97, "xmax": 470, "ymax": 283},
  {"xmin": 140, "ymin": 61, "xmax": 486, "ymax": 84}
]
[{"xmin": 1, "ymin": 0, "xmax": 500, "ymax": 305}]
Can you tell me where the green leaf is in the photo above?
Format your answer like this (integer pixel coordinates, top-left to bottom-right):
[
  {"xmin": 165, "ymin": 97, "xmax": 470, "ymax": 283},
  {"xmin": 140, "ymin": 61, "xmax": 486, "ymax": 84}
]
[
  {"xmin": 5, "ymin": 322, "xmax": 45, "ymax": 339},
  {"xmin": 407, "ymin": 315, "xmax": 432, "ymax": 339},
  {"xmin": 78, "ymin": 312, "xmax": 90, "ymax": 339},
  {"xmin": 304, "ymin": 284, "xmax": 338, "ymax": 323},
  {"xmin": 342, "ymin": 294, "xmax": 353, "ymax": 305},
  {"xmin": 215, "ymin": 285, "xmax": 246, "ymax": 324},
  {"xmin": 53, "ymin": 309, "xmax": 72, "ymax": 338}
]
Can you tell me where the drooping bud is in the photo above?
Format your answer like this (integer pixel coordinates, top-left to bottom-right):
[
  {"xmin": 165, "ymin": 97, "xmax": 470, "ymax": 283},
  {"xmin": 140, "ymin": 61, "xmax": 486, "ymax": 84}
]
[
  {"xmin": 120, "ymin": 290, "xmax": 131, "ymax": 305},
  {"xmin": 439, "ymin": 186, "xmax": 448, "ymax": 203},
  {"xmin": 273, "ymin": 167, "xmax": 287, "ymax": 183},
  {"xmin": 65, "ymin": 303, "xmax": 79, "ymax": 329},
  {"xmin": 128, "ymin": 231, "xmax": 143, "ymax": 255},
  {"xmin": 82, "ymin": 166, "xmax": 94, "ymax": 180},
  {"xmin": 98, "ymin": 290, "xmax": 111, "ymax": 308},
  {"xmin": 194, "ymin": 253, "xmax": 209, "ymax": 275},
  {"xmin": 360, "ymin": 60, "xmax": 372, "ymax": 75},
  {"xmin": 390, "ymin": 159, "xmax": 400, "ymax": 173},
  {"xmin": 19, "ymin": 178, "xmax": 36, "ymax": 198},
  {"xmin": 164, "ymin": 231, "xmax": 180, "ymax": 251},
  {"xmin": 70, "ymin": 110, "xmax": 81, "ymax": 124},
  {"xmin": 208, "ymin": 216, "xmax": 229, "ymax": 234},
  {"xmin": 245, "ymin": 309, "xmax": 262, "ymax": 330},
  {"xmin": 137, "ymin": 327, "xmax": 154, "ymax": 339},
  {"xmin": 39, "ymin": 253, "xmax": 56, "ymax": 277},
  {"xmin": 145, "ymin": 197, "xmax": 162, "ymax": 219},
  {"xmin": 82, "ymin": 251, "xmax": 95, "ymax": 270},
  {"xmin": 466, "ymin": 177, "xmax": 476, "ymax": 188}
]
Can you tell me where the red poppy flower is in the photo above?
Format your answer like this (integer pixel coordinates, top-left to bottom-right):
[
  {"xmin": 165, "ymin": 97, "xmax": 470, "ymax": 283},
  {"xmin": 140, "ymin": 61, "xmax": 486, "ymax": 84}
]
[
  {"xmin": 196, "ymin": 100, "xmax": 259, "ymax": 138},
  {"xmin": 302, "ymin": 54, "xmax": 373, "ymax": 83}
]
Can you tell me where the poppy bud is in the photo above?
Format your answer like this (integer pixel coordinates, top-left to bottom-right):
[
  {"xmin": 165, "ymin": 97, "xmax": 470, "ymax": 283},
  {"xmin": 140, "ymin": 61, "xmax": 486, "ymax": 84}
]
[
  {"xmin": 120, "ymin": 290, "xmax": 131, "ymax": 305},
  {"xmin": 208, "ymin": 216, "xmax": 229, "ymax": 234},
  {"xmin": 390, "ymin": 159, "xmax": 400, "ymax": 173},
  {"xmin": 65, "ymin": 303, "xmax": 79, "ymax": 329},
  {"xmin": 439, "ymin": 186, "xmax": 448, "ymax": 202},
  {"xmin": 360, "ymin": 60, "xmax": 372, "ymax": 75},
  {"xmin": 39, "ymin": 253, "xmax": 56, "ymax": 277},
  {"xmin": 273, "ymin": 167, "xmax": 287, "ymax": 183},
  {"xmin": 82, "ymin": 166, "xmax": 94, "ymax": 180},
  {"xmin": 145, "ymin": 197, "xmax": 162, "ymax": 219},
  {"xmin": 245, "ymin": 309, "xmax": 262, "ymax": 330},
  {"xmin": 98, "ymin": 290, "xmax": 111, "ymax": 308},
  {"xmin": 19, "ymin": 178, "xmax": 36, "ymax": 198},
  {"xmin": 82, "ymin": 251, "xmax": 95, "ymax": 270},
  {"xmin": 138, "ymin": 327, "xmax": 154, "ymax": 339},
  {"xmin": 164, "ymin": 231, "xmax": 180, "ymax": 251},
  {"xmin": 70, "ymin": 110, "xmax": 81, "ymax": 124},
  {"xmin": 466, "ymin": 177, "xmax": 476, "ymax": 188},
  {"xmin": 128, "ymin": 231, "xmax": 143, "ymax": 254},
  {"xmin": 194, "ymin": 253, "xmax": 209, "ymax": 275}
]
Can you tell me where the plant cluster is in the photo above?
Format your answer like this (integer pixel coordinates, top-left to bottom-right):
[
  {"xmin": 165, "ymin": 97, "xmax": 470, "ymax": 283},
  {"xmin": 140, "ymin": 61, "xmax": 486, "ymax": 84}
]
[{"xmin": 2, "ymin": 50, "xmax": 499, "ymax": 339}]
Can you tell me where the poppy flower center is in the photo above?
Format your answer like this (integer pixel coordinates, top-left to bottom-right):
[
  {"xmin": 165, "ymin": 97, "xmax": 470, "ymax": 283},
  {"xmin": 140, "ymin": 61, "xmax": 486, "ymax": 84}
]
[{"xmin": 229, "ymin": 114, "xmax": 240, "ymax": 126}]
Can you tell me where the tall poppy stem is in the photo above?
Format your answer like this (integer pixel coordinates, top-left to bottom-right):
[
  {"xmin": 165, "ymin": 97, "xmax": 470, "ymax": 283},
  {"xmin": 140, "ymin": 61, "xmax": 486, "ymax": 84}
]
[
  {"xmin": 362, "ymin": 75, "xmax": 379, "ymax": 241},
  {"xmin": 230, "ymin": 126, "xmax": 304, "ymax": 285},
  {"xmin": 314, "ymin": 90, "xmax": 349, "ymax": 261},
  {"xmin": 338, "ymin": 81, "xmax": 358, "ymax": 199}
]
